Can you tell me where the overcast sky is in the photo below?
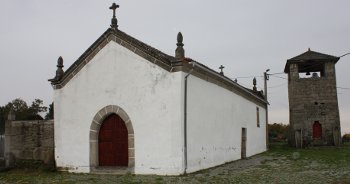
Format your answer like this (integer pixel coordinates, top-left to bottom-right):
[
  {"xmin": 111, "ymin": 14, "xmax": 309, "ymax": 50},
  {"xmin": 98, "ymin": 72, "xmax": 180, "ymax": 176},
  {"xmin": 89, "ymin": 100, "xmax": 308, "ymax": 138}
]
[{"xmin": 0, "ymin": 0, "xmax": 349, "ymax": 134}]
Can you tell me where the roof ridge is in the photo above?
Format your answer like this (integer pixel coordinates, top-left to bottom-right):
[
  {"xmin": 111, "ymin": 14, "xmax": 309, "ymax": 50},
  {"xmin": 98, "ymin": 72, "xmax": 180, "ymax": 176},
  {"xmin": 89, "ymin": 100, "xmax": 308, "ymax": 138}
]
[
  {"xmin": 288, "ymin": 50, "xmax": 339, "ymax": 61},
  {"xmin": 54, "ymin": 28, "xmax": 177, "ymax": 86},
  {"xmin": 62, "ymin": 29, "xmax": 114, "ymax": 79},
  {"xmin": 114, "ymin": 29, "xmax": 175, "ymax": 64},
  {"xmin": 49, "ymin": 27, "xmax": 266, "ymax": 104}
]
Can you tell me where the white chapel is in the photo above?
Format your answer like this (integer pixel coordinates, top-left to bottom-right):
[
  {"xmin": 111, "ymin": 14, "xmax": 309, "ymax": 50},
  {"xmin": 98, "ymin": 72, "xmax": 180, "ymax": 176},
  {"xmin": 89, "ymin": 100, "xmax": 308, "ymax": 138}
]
[{"xmin": 49, "ymin": 3, "xmax": 268, "ymax": 175}]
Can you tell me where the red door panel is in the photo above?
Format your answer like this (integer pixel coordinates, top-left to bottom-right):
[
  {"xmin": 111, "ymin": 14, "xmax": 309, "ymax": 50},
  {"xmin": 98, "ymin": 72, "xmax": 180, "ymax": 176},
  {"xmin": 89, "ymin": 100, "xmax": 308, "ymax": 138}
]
[
  {"xmin": 313, "ymin": 121, "xmax": 322, "ymax": 139},
  {"xmin": 99, "ymin": 114, "xmax": 128, "ymax": 166}
]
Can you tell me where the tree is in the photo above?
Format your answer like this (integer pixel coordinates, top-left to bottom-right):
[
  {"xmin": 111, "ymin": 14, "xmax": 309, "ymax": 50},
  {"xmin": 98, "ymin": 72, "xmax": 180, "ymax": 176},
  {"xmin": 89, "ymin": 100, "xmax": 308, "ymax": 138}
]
[
  {"xmin": 8, "ymin": 98, "xmax": 28, "ymax": 112},
  {"xmin": 29, "ymin": 99, "xmax": 47, "ymax": 115},
  {"xmin": 3, "ymin": 98, "xmax": 47, "ymax": 120},
  {"xmin": 343, "ymin": 134, "xmax": 350, "ymax": 143},
  {"xmin": 27, "ymin": 99, "xmax": 47, "ymax": 120},
  {"xmin": 268, "ymin": 123, "xmax": 289, "ymax": 142},
  {"xmin": 4, "ymin": 98, "xmax": 29, "ymax": 120},
  {"xmin": 45, "ymin": 102, "xmax": 54, "ymax": 120},
  {"xmin": 0, "ymin": 98, "xmax": 48, "ymax": 134}
]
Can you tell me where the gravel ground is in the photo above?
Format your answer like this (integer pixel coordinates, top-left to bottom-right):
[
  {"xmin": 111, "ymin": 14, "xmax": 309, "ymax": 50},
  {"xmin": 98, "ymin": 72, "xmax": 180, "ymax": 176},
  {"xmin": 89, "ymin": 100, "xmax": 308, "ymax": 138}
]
[{"xmin": 1, "ymin": 143, "xmax": 350, "ymax": 184}]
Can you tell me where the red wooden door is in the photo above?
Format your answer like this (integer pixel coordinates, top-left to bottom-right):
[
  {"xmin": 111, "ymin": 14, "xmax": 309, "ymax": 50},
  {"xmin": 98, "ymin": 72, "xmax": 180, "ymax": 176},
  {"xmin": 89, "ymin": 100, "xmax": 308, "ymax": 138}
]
[
  {"xmin": 99, "ymin": 114, "xmax": 128, "ymax": 166},
  {"xmin": 313, "ymin": 121, "xmax": 322, "ymax": 139}
]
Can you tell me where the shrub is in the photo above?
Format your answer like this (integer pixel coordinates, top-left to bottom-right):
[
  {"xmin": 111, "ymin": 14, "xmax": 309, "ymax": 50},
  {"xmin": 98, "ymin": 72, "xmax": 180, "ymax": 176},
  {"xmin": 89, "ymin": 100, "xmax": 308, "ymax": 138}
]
[{"xmin": 342, "ymin": 134, "xmax": 350, "ymax": 142}]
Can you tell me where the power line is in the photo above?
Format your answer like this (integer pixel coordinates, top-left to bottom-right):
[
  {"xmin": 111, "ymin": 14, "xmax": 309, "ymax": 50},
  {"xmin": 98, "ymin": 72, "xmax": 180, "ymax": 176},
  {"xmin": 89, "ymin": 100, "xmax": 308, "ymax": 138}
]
[
  {"xmin": 270, "ymin": 75, "xmax": 287, "ymax": 80},
  {"xmin": 268, "ymin": 72, "xmax": 285, "ymax": 75},
  {"xmin": 230, "ymin": 71, "xmax": 286, "ymax": 80},
  {"xmin": 230, "ymin": 75, "xmax": 263, "ymax": 79},
  {"xmin": 339, "ymin": 52, "xmax": 350, "ymax": 58},
  {"xmin": 231, "ymin": 72, "xmax": 285, "ymax": 79}
]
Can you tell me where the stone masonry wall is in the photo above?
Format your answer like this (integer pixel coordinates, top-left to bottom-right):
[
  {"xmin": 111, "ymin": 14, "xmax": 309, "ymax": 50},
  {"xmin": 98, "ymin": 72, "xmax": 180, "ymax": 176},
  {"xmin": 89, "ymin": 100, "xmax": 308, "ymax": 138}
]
[
  {"xmin": 288, "ymin": 62, "xmax": 341, "ymax": 147},
  {"xmin": 0, "ymin": 135, "xmax": 4, "ymax": 158},
  {"xmin": 4, "ymin": 120, "xmax": 54, "ymax": 167}
]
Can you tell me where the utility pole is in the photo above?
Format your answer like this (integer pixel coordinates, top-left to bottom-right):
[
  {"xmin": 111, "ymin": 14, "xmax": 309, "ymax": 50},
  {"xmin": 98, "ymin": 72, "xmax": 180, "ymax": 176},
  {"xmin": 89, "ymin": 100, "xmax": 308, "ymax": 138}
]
[{"xmin": 264, "ymin": 69, "xmax": 270, "ymax": 149}]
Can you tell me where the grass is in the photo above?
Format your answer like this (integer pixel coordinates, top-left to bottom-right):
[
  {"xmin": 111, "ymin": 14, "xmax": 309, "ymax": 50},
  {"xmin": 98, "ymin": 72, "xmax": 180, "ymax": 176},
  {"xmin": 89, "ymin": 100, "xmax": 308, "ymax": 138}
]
[
  {"xmin": 268, "ymin": 142, "xmax": 350, "ymax": 168},
  {"xmin": 1, "ymin": 143, "xmax": 350, "ymax": 183}
]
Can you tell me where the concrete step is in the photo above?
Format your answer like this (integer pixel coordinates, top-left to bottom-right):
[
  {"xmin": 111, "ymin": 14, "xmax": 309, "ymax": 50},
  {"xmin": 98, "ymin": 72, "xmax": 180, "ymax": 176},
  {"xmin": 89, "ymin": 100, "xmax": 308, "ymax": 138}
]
[{"xmin": 90, "ymin": 166, "xmax": 134, "ymax": 175}]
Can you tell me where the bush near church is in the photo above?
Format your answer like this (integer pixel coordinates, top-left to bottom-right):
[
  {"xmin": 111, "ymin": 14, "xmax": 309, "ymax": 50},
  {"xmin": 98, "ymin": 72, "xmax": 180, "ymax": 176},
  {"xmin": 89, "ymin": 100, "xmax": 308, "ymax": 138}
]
[
  {"xmin": 343, "ymin": 134, "xmax": 350, "ymax": 143},
  {"xmin": 268, "ymin": 123, "xmax": 289, "ymax": 142}
]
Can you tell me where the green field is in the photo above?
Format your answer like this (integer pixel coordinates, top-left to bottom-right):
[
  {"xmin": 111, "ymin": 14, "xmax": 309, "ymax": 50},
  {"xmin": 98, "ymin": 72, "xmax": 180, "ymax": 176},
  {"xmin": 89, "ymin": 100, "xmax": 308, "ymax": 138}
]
[{"xmin": 1, "ymin": 143, "xmax": 350, "ymax": 184}]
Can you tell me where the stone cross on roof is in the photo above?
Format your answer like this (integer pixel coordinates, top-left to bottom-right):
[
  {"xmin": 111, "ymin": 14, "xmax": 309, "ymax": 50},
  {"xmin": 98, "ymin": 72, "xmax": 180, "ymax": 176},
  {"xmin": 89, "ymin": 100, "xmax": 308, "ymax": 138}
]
[
  {"xmin": 219, "ymin": 65, "xmax": 225, "ymax": 75},
  {"xmin": 109, "ymin": 3, "xmax": 119, "ymax": 29}
]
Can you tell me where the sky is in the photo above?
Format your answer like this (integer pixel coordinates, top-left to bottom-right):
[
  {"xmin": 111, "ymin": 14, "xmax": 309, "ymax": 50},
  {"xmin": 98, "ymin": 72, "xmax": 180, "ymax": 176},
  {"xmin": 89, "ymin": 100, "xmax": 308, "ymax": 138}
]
[{"xmin": 0, "ymin": 1, "xmax": 349, "ymax": 134}]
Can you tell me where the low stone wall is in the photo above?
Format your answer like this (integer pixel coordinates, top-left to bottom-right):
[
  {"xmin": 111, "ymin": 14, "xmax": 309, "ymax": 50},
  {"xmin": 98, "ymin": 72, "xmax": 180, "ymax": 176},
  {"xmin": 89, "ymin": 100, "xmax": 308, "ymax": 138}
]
[
  {"xmin": 0, "ymin": 135, "xmax": 4, "ymax": 158},
  {"xmin": 4, "ymin": 120, "xmax": 54, "ymax": 167}
]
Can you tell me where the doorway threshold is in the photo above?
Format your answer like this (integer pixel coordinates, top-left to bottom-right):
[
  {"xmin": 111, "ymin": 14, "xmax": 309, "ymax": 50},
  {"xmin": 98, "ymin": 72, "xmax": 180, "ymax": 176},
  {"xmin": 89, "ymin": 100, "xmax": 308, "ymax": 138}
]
[{"xmin": 90, "ymin": 166, "xmax": 134, "ymax": 175}]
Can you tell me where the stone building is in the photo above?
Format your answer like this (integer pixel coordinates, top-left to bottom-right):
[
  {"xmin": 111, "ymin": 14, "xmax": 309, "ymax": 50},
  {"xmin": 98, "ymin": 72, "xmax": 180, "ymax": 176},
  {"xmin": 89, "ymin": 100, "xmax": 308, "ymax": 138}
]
[
  {"xmin": 48, "ymin": 3, "xmax": 268, "ymax": 175},
  {"xmin": 285, "ymin": 49, "xmax": 341, "ymax": 148}
]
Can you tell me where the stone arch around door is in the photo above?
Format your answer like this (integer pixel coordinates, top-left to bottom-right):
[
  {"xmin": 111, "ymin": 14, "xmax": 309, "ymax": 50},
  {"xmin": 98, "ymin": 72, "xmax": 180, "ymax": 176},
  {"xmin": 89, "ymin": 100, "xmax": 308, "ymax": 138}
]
[{"xmin": 89, "ymin": 105, "xmax": 134, "ymax": 169}]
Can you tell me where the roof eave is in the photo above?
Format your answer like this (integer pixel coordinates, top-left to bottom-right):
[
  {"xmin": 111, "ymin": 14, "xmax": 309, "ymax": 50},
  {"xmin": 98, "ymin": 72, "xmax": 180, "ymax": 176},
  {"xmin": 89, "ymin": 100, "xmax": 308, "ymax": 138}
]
[
  {"xmin": 189, "ymin": 61, "xmax": 268, "ymax": 105},
  {"xmin": 284, "ymin": 56, "xmax": 340, "ymax": 73}
]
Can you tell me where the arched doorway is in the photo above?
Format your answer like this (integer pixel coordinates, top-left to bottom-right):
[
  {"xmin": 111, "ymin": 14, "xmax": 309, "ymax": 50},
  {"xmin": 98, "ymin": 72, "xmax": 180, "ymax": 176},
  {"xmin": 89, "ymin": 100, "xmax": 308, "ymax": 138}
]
[
  {"xmin": 99, "ymin": 114, "xmax": 128, "ymax": 166},
  {"xmin": 313, "ymin": 121, "xmax": 322, "ymax": 139},
  {"xmin": 89, "ymin": 105, "xmax": 134, "ymax": 171}
]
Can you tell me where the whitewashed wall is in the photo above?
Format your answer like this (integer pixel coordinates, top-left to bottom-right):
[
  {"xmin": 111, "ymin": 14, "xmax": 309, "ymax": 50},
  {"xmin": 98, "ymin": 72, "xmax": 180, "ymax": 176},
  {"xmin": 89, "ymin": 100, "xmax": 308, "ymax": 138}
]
[
  {"xmin": 54, "ymin": 39, "xmax": 267, "ymax": 175},
  {"xmin": 54, "ymin": 41, "xmax": 184, "ymax": 175},
  {"xmin": 186, "ymin": 75, "xmax": 267, "ymax": 173}
]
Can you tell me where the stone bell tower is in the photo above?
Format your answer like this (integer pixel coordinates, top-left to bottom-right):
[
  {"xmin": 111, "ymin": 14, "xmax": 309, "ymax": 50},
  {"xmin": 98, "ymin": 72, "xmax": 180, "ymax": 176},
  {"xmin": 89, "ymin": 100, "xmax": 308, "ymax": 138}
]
[{"xmin": 284, "ymin": 49, "xmax": 341, "ymax": 147}]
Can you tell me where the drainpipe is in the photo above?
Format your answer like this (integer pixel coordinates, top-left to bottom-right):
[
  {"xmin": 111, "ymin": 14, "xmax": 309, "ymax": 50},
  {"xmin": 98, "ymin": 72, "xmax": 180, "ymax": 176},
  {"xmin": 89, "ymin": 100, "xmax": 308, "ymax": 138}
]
[{"xmin": 184, "ymin": 62, "xmax": 195, "ymax": 174}]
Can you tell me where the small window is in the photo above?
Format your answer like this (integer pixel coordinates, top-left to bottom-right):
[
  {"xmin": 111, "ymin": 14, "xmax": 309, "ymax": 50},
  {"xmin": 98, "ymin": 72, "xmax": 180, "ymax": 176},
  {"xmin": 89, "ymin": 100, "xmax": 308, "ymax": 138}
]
[{"xmin": 256, "ymin": 107, "xmax": 260, "ymax": 127}]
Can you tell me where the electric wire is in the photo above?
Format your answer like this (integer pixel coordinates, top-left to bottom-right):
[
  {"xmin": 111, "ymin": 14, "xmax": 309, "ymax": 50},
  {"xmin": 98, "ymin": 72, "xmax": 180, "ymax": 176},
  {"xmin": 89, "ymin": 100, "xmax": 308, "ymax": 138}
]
[
  {"xmin": 270, "ymin": 75, "xmax": 287, "ymax": 80},
  {"xmin": 228, "ymin": 71, "xmax": 349, "ymax": 95},
  {"xmin": 340, "ymin": 52, "xmax": 350, "ymax": 58}
]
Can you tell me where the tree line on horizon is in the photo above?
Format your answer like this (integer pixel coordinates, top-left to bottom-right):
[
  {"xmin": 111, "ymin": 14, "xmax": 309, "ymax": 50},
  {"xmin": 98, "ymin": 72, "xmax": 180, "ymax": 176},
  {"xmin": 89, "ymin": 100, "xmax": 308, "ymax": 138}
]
[
  {"xmin": 0, "ymin": 98, "xmax": 53, "ymax": 134},
  {"xmin": 268, "ymin": 123, "xmax": 289, "ymax": 142}
]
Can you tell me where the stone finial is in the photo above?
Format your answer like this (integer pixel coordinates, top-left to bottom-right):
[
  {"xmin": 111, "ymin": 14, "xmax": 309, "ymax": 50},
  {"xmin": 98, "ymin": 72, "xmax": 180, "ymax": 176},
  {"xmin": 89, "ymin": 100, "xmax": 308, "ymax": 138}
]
[
  {"xmin": 55, "ymin": 56, "xmax": 64, "ymax": 80},
  {"xmin": 109, "ymin": 3, "xmax": 119, "ymax": 29},
  {"xmin": 49, "ymin": 56, "xmax": 64, "ymax": 84},
  {"xmin": 219, "ymin": 65, "xmax": 225, "ymax": 75},
  {"xmin": 175, "ymin": 32, "xmax": 185, "ymax": 59},
  {"xmin": 253, "ymin": 77, "xmax": 257, "ymax": 91},
  {"xmin": 7, "ymin": 109, "xmax": 15, "ymax": 121}
]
